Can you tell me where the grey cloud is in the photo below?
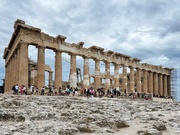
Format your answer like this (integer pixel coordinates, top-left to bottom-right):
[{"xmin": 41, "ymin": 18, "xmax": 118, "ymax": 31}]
[
  {"xmin": 161, "ymin": 48, "xmax": 180, "ymax": 59},
  {"xmin": 160, "ymin": 21, "xmax": 180, "ymax": 37},
  {"xmin": 127, "ymin": 48, "xmax": 156, "ymax": 60},
  {"xmin": 124, "ymin": 0, "xmax": 167, "ymax": 20},
  {"xmin": 110, "ymin": 29, "xmax": 129, "ymax": 43}
]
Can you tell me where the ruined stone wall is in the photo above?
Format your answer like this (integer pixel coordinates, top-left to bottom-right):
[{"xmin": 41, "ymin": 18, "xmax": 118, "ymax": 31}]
[{"xmin": 3, "ymin": 19, "xmax": 173, "ymax": 96}]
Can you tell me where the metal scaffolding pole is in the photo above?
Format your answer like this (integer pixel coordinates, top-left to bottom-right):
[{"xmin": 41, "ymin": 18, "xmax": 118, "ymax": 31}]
[{"xmin": 171, "ymin": 68, "xmax": 177, "ymax": 101}]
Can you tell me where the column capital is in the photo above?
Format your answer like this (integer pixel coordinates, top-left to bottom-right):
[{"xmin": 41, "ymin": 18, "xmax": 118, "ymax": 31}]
[
  {"xmin": 153, "ymin": 71, "xmax": 158, "ymax": 74},
  {"xmin": 129, "ymin": 66, "xmax": 134, "ymax": 70},
  {"xmin": 68, "ymin": 52, "xmax": 76, "ymax": 56},
  {"xmin": 112, "ymin": 62, "xmax": 119, "ymax": 66},
  {"xmin": 136, "ymin": 67, "xmax": 141, "ymax": 70},
  {"xmin": 54, "ymin": 49, "xmax": 62, "ymax": 88},
  {"xmin": 36, "ymin": 45, "xmax": 45, "ymax": 49},
  {"xmin": 82, "ymin": 55, "xmax": 89, "ymax": 59},
  {"xmin": 121, "ymin": 64, "xmax": 128, "ymax": 68},
  {"xmin": 93, "ymin": 58, "xmax": 100, "ymax": 62},
  {"xmin": 148, "ymin": 70, "xmax": 153, "ymax": 74},
  {"xmin": 19, "ymin": 41, "xmax": 29, "ymax": 45},
  {"xmin": 54, "ymin": 49, "xmax": 62, "ymax": 53},
  {"xmin": 104, "ymin": 60, "xmax": 110, "ymax": 64}
]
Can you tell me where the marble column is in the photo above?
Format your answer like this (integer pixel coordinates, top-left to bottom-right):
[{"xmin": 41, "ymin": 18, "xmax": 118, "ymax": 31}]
[
  {"xmin": 10, "ymin": 58, "xmax": 13, "ymax": 90},
  {"xmin": 136, "ymin": 68, "xmax": 142, "ymax": 93},
  {"xmin": 14, "ymin": 53, "xmax": 17, "ymax": 86},
  {"xmin": 130, "ymin": 66, "xmax": 134, "ymax": 93},
  {"xmin": 4, "ymin": 63, "xmax": 8, "ymax": 92},
  {"xmin": 163, "ymin": 75, "xmax": 168, "ymax": 96},
  {"xmin": 9, "ymin": 57, "xmax": 13, "ymax": 89},
  {"xmin": 54, "ymin": 50, "xmax": 62, "ymax": 88},
  {"xmin": 16, "ymin": 45, "xmax": 20, "ymax": 85},
  {"xmin": 83, "ymin": 56, "xmax": 89, "ymax": 88},
  {"xmin": 69, "ymin": 53, "xmax": 77, "ymax": 88},
  {"xmin": 100, "ymin": 78, "xmax": 103, "ymax": 86},
  {"xmin": 94, "ymin": 59, "xmax": 100, "ymax": 91},
  {"xmin": 9, "ymin": 59, "xmax": 12, "ymax": 91},
  {"xmin": 122, "ymin": 65, "xmax": 127, "ymax": 93},
  {"xmin": 167, "ymin": 76, "xmax": 171, "ymax": 96},
  {"xmin": 153, "ymin": 72, "xmax": 158, "ymax": 96},
  {"xmin": 30, "ymin": 67, "xmax": 35, "ymax": 85},
  {"xmin": 11, "ymin": 54, "xmax": 14, "ymax": 85},
  {"xmin": 11, "ymin": 55, "xmax": 15, "ymax": 87},
  {"xmin": 5, "ymin": 61, "xmax": 11, "ymax": 92},
  {"xmin": 105, "ymin": 61, "xmax": 110, "ymax": 91},
  {"xmin": 142, "ymin": 69, "xmax": 147, "ymax": 93},
  {"xmin": 48, "ymin": 71, "xmax": 53, "ymax": 87},
  {"xmin": 114, "ymin": 63, "xmax": 119, "ymax": 90},
  {"xmin": 159, "ymin": 74, "xmax": 163, "ymax": 96},
  {"xmin": 19, "ymin": 42, "xmax": 29, "ymax": 87},
  {"xmin": 6, "ymin": 61, "xmax": 9, "ymax": 92},
  {"xmin": 37, "ymin": 46, "xmax": 45, "ymax": 90},
  {"xmin": 148, "ymin": 71, "xmax": 153, "ymax": 94}
]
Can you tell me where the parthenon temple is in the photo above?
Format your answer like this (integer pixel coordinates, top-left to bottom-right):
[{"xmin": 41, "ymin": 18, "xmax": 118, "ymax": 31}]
[{"xmin": 3, "ymin": 19, "xmax": 173, "ymax": 97}]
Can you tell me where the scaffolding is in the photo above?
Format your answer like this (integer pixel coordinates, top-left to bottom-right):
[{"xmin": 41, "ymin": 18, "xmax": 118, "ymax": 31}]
[{"xmin": 171, "ymin": 68, "xmax": 177, "ymax": 101}]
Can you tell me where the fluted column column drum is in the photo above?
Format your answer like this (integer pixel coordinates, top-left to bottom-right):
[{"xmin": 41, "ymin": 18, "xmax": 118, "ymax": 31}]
[
  {"xmin": 94, "ymin": 59, "xmax": 100, "ymax": 91},
  {"xmin": 12, "ymin": 55, "xmax": 15, "ymax": 87},
  {"xmin": 130, "ymin": 66, "xmax": 134, "ymax": 93},
  {"xmin": 19, "ymin": 42, "xmax": 29, "ymax": 87},
  {"xmin": 136, "ymin": 68, "xmax": 142, "ymax": 93},
  {"xmin": 16, "ymin": 45, "xmax": 20, "ymax": 85},
  {"xmin": 142, "ymin": 69, "xmax": 147, "ymax": 93},
  {"xmin": 105, "ymin": 61, "xmax": 110, "ymax": 91},
  {"xmin": 37, "ymin": 46, "xmax": 45, "ymax": 90},
  {"xmin": 113, "ymin": 63, "xmax": 119, "ymax": 91},
  {"xmin": 167, "ymin": 76, "xmax": 171, "ymax": 96},
  {"xmin": 163, "ymin": 75, "xmax": 168, "ymax": 96},
  {"xmin": 54, "ymin": 50, "xmax": 62, "ymax": 88},
  {"xmin": 83, "ymin": 56, "xmax": 89, "ymax": 88},
  {"xmin": 122, "ymin": 65, "xmax": 127, "ymax": 93},
  {"xmin": 69, "ymin": 53, "xmax": 77, "ymax": 88},
  {"xmin": 148, "ymin": 71, "xmax": 153, "ymax": 94},
  {"xmin": 48, "ymin": 71, "xmax": 53, "ymax": 87},
  {"xmin": 153, "ymin": 72, "xmax": 158, "ymax": 96},
  {"xmin": 159, "ymin": 74, "xmax": 163, "ymax": 96}
]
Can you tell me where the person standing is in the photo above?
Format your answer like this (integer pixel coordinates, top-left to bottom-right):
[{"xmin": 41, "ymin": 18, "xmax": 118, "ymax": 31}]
[
  {"xmin": 23, "ymin": 85, "xmax": 27, "ymax": 95},
  {"xmin": 41, "ymin": 86, "xmax": 45, "ymax": 96},
  {"xmin": 30, "ymin": 84, "xmax": 34, "ymax": 95},
  {"xmin": 58, "ymin": 87, "xmax": 62, "ymax": 96},
  {"xmin": 54, "ymin": 87, "xmax": 58, "ymax": 96},
  {"xmin": 15, "ymin": 84, "xmax": 19, "ymax": 95},
  {"xmin": 12, "ymin": 85, "xmax": 15, "ymax": 94},
  {"xmin": 35, "ymin": 87, "xmax": 38, "ymax": 95}
]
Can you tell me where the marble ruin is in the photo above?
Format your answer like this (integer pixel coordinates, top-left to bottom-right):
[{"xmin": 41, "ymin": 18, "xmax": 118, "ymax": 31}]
[{"xmin": 3, "ymin": 19, "xmax": 173, "ymax": 97}]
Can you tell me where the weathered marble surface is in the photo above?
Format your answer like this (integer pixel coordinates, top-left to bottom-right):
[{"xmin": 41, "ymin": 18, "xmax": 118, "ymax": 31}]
[{"xmin": 0, "ymin": 94, "xmax": 180, "ymax": 135}]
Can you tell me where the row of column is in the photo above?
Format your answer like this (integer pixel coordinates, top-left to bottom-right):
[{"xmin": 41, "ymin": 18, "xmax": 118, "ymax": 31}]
[
  {"xmin": 82, "ymin": 58, "xmax": 170, "ymax": 97},
  {"xmin": 5, "ymin": 42, "xmax": 29, "ymax": 92},
  {"xmin": 121, "ymin": 67, "xmax": 170, "ymax": 96},
  {"xmin": 5, "ymin": 43, "xmax": 171, "ymax": 97}
]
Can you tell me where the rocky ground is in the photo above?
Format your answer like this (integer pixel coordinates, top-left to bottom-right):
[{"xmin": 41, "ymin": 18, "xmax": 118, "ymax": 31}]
[{"xmin": 0, "ymin": 94, "xmax": 180, "ymax": 135}]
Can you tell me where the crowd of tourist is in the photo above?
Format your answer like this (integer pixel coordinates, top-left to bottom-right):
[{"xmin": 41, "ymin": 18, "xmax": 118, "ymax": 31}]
[{"xmin": 11, "ymin": 84, "xmax": 173, "ymax": 101}]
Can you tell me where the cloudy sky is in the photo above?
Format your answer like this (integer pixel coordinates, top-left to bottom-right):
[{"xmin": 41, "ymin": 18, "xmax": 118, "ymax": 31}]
[{"xmin": 0, "ymin": 0, "xmax": 179, "ymax": 100}]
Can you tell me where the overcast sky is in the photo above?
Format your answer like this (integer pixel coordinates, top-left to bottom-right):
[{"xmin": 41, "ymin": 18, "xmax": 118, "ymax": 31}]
[{"xmin": 0, "ymin": 0, "xmax": 179, "ymax": 100}]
